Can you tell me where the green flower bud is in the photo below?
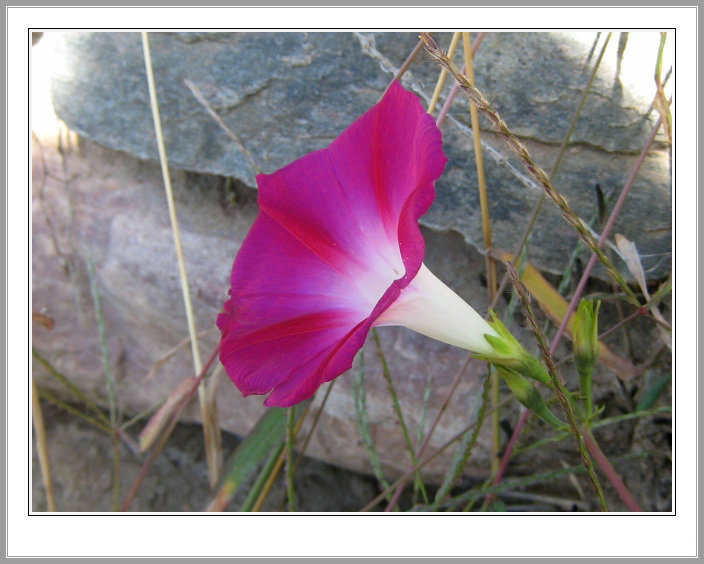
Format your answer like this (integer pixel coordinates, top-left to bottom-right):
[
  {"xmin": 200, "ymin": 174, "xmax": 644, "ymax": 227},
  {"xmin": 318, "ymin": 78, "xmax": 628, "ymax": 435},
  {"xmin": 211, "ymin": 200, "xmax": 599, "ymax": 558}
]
[
  {"xmin": 573, "ymin": 299, "xmax": 600, "ymax": 370},
  {"xmin": 497, "ymin": 368, "xmax": 566, "ymax": 430},
  {"xmin": 573, "ymin": 299, "xmax": 601, "ymax": 420}
]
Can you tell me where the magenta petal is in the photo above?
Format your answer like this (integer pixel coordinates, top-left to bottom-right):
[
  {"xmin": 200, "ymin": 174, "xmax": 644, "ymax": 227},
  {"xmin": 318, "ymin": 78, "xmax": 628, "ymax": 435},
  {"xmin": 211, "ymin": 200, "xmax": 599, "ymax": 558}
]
[{"xmin": 218, "ymin": 81, "xmax": 447, "ymax": 407}]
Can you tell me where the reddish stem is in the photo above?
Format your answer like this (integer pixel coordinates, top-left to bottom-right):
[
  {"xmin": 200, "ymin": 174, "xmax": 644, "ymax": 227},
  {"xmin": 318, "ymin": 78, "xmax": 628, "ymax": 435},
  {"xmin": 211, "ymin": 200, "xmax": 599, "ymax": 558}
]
[
  {"xmin": 583, "ymin": 429, "xmax": 643, "ymax": 511},
  {"xmin": 384, "ymin": 355, "xmax": 471, "ymax": 511},
  {"xmin": 119, "ymin": 342, "xmax": 221, "ymax": 512}
]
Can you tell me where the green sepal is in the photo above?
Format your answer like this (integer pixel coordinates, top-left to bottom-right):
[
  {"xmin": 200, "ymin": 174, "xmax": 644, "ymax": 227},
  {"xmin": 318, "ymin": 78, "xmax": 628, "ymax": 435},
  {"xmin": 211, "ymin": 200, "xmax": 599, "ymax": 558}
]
[
  {"xmin": 498, "ymin": 368, "xmax": 567, "ymax": 431},
  {"xmin": 473, "ymin": 311, "xmax": 550, "ymax": 386}
]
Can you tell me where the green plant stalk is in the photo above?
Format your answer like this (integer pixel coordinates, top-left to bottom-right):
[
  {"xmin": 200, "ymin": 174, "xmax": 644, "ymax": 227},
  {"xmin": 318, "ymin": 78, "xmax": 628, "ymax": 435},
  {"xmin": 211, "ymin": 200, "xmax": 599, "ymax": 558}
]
[
  {"xmin": 239, "ymin": 444, "xmax": 285, "ymax": 512},
  {"xmin": 36, "ymin": 388, "xmax": 113, "ymax": 434},
  {"xmin": 430, "ymin": 369, "xmax": 492, "ymax": 510},
  {"xmin": 112, "ymin": 434, "xmax": 121, "ymax": 512},
  {"xmin": 32, "ymin": 377, "xmax": 56, "ymax": 511},
  {"xmin": 515, "ymin": 405, "xmax": 671, "ymax": 457},
  {"xmin": 141, "ymin": 32, "xmax": 219, "ymax": 488},
  {"xmin": 294, "ymin": 380, "xmax": 336, "ymax": 471},
  {"xmin": 360, "ymin": 394, "xmax": 515, "ymax": 512},
  {"xmin": 384, "ymin": 355, "xmax": 471, "ymax": 511},
  {"xmin": 416, "ymin": 371, "xmax": 434, "ymax": 448},
  {"xmin": 120, "ymin": 402, "xmax": 162, "ymax": 432},
  {"xmin": 507, "ymin": 263, "xmax": 608, "ymax": 511},
  {"xmin": 573, "ymin": 300, "xmax": 601, "ymax": 421},
  {"xmin": 438, "ymin": 452, "xmax": 647, "ymax": 511},
  {"xmin": 32, "ymin": 348, "xmax": 111, "ymax": 427},
  {"xmin": 353, "ymin": 357, "xmax": 392, "ymax": 498},
  {"xmin": 372, "ymin": 330, "xmax": 429, "ymax": 506},
  {"xmin": 285, "ymin": 407, "xmax": 296, "ymax": 512},
  {"xmin": 87, "ymin": 255, "xmax": 119, "ymax": 427},
  {"xmin": 420, "ymin": 32, "xmax": 639, "ymax": 307}
]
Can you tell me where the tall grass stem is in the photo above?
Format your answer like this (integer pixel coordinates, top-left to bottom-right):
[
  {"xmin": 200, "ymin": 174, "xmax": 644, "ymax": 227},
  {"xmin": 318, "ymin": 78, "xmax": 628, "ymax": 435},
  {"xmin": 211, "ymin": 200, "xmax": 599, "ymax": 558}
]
[
  {"xmin": 31, "ymin": 377, "xmax": 56, "ymax": 511},
  {"xmin": 141, "ymin": 32, "xmax": 220, "ymax": 487}
]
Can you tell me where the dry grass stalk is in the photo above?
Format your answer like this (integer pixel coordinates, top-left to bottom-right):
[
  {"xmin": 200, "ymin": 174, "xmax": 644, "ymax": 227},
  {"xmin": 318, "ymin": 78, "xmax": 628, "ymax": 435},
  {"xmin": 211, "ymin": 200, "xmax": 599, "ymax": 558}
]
[
  {"xmin": 419, "ymin": 32, "xmax": 640, "ymax": 307},
  {"xmin": 141, "ymin": 32, "xmax": 220, "ymax": 488},
  {"xmin": 32, "ymin": 377, "xmax": 56, "ymax": 511}
]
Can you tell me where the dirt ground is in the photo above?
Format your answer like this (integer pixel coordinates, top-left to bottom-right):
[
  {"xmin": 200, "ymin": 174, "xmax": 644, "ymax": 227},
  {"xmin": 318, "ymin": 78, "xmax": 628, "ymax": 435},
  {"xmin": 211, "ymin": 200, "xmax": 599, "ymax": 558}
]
[{"xmin": 32, "ymin": 402, "xmax": 382, "ymax": 512}]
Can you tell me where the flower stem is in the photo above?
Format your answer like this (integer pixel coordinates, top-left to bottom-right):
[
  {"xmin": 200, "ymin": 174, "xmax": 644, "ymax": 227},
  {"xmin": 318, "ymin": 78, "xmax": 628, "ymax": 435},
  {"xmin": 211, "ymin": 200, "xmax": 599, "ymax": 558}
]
[
  {"xmin": 383, "ymin": 354, "xmax": 471, "ymax": 511},
  {"xmin": 286, "ymin": 407, "xmax": 296, "ymax": 512},
  {"xmin": 507, "ymin": 263, "xmax": 608, "ymax": 511},
  {"xmin": 31, "ymin": 377, "xmax": 56, "ymax": 511},
  {"xmin": 583, "ymin": 429, "xmax": 642, "ymax": 511},
  {"xmin": 373, "ymin": 329, "xmax": 429, "ymax": 507}
]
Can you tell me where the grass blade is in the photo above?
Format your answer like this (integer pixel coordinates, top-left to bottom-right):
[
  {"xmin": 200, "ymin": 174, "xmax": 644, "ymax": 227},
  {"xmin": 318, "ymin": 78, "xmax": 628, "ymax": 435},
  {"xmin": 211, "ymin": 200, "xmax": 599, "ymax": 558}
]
[
  {"xmin": 87, "ymin": 255, "xmax": 118, "ymax": 426},
  {"xmin": 431, "ymin": 370, "xmax": 492, "ymax": 510},
  {"xmin": 32, "ymin": 348, "xmax": 111, "ymax": 426},
  {"xmin": 32, "ymin": 377, "xmax": 56, "ymax": 511},
  {"xmin": 205, "ymin": 406, "xmax": 305, "ymax": 512},
  {"xmin": 353, "ymin": 350, "xmax": 392, "ymax": 498},
  {"xmin": 141, "ymin": 32, "xmax": 219, "ymax": 487},
  {"xmin": 372, "ymin": 330, "xmax": 429, "ymax": 507}
]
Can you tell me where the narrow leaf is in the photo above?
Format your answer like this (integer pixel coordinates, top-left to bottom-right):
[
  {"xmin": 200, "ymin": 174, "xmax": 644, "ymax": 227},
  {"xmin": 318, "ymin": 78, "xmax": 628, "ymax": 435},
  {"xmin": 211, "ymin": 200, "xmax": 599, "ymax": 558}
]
[
  {"xmin": 205, "ymin": 406, "xmax": 304, "ymax": 512},
  {"xmin": 636, "ymin": 373, "xmax": 672, "ymax": 412}
]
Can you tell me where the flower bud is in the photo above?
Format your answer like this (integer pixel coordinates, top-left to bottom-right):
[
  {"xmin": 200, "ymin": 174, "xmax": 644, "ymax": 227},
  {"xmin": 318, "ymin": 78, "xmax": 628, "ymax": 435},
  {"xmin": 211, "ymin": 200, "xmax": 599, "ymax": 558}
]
[
  {"xmin": 497, "ymin": 368, "xmax": 566, "ymax": 430},
  {"xmin": 573, "ymin": 299, "xmax": 600, "ymax": 371},
  {"xmin": 573, "ymin": 299, "xmax": 600, "ymax": 419}
]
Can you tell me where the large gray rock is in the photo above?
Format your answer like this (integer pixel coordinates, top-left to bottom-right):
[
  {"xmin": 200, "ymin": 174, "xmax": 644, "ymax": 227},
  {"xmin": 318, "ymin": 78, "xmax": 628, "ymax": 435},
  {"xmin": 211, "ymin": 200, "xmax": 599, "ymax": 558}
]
[{"xmin": 47, "ymin": 31, "xmax": 671, "ymax": 279}]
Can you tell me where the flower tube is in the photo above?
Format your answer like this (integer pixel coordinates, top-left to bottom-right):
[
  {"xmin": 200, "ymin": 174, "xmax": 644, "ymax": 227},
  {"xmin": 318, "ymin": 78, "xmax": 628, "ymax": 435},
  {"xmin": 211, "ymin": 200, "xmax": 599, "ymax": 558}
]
[{"xmin": 218, "ymin": 81, "xmax": 499, "ymax": 407}]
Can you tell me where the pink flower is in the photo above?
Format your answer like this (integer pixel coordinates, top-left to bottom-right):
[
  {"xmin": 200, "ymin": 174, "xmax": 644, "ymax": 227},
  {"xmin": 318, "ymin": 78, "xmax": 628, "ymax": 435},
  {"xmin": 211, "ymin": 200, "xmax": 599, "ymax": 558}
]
[{"xmin": 218, "ymin": 81, "xmax": 498, "ymax": 407}]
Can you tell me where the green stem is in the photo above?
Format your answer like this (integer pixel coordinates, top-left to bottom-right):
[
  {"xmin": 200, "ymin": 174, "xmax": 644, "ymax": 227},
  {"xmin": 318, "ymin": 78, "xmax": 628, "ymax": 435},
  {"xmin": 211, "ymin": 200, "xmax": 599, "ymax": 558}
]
[
  {"xmin": 87, "ymin": 255, "xmax": 118, "ymax": 427},
  {"xmin": 285, "ymin": 407, "xmax": 296, "ymax": 512},
  {"xmin": 507, "ymin": 263, "xmax": 608, "ymax": 511},
  {"xmin": 372, "ymin": 330, "xmax": 429, "ymax": 506},
  {"xmin": 32, "ymin": 348, "xmax": 111, "ymax": 427}
]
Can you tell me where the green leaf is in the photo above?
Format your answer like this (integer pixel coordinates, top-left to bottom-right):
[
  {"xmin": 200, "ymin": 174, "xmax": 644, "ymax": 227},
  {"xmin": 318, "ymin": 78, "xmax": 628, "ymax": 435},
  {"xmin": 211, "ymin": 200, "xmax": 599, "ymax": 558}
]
[
  {"xmin": 205, "ymin": 406, "xmax": 303, "ymax": 511},
  {"xmin": 636, "ymin": 373, "xmax": 672, "ymax": 412}
]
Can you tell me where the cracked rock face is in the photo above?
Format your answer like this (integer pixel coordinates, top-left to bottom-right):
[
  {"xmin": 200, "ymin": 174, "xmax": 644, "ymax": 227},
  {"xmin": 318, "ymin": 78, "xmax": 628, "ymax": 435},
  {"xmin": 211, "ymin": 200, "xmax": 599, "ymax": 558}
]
[{"xmin": 48, "ymin": 31, "xmax": 671, "ymax": 279}]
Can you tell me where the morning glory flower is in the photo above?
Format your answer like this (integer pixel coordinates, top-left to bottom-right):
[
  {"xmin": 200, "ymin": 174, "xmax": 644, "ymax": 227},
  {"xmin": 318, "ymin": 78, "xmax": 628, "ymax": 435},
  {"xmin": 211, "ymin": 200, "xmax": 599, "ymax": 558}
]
[{"xmin": 217, "ymin": 81, "xmax": 500, "ymax": 407}]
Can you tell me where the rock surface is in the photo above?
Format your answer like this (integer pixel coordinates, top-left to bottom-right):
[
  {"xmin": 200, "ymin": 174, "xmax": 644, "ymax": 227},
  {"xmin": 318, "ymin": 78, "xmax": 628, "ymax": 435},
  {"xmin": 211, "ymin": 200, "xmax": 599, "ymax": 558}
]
[
  {"xmin": 47, "ymin": 31, "xmax": 671, "ymax": 279},
  {"xmin": 32, "ymin": 403, "xmax": 381, "ymax": 512}
]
